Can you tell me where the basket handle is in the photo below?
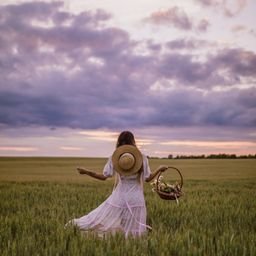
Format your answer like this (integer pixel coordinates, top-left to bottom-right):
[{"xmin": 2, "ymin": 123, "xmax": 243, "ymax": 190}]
[{"xmin": 156, "ymin": 166, "xmax": 183, "ymax": 189}]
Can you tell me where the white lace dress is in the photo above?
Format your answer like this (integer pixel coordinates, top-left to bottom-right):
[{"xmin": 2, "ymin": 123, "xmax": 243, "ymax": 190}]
[{"xmin": 68, "ymin": 155, "xmax": 151, "ymax": 238}]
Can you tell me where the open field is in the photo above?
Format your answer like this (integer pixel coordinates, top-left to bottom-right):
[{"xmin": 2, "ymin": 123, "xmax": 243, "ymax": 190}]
[
  {"xmin": 1, "ymin": 157, "xmax": 256, "ymax": 182},
  {"xmin": 0, "ymin": 157, "xmax": 256, "ymax": 255}
]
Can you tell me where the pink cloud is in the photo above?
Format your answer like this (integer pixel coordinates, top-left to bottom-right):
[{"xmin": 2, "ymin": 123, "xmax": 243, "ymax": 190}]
[
  {"xmin": 144, "ymin": 6, "xmax": 193, "ymax": 30},
  {"xmin": 60, "ymin": 146, "xmax": 83, "ymax": 151},
  {"xmin": 144, "ymin": 6, "xmax": 210, "ymax": 32},
  {"xmin": 231, "ymin": 24, "xmax": 248, "ymax": 32},
  {"xmin": 0, "ymin": 146, "xmax": 38, "ymax": 152}
]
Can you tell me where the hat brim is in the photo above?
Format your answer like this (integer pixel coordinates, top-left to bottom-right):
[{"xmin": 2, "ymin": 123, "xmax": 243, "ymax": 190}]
[{"xmin": 112, "ymin": 145, "xmax": 143, "ymax": 176}]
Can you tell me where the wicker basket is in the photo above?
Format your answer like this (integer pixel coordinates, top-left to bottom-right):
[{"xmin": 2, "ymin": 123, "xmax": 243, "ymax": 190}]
[{"xmin": 156, "ymin": 166, "xmax": 183, "ymax": 200}]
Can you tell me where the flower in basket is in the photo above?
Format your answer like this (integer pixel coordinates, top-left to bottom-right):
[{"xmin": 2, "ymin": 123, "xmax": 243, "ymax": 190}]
[
  {"xmin": 150, "ymin": 179, "xmax": 157, "ymax": 192},
  {"xmin": 150, "ymin": 176, "xmax": 183, "ymax": 202}
]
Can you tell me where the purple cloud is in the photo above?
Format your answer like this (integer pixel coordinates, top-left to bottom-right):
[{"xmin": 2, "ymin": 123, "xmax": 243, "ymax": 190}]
[
  {"xmin": 212, "ymin": 48, "xmax": 256, "ymax": 78},
  {"xmin": 197, "ymin": 19, "xmax": 210, "ymax": 32},
  {"xmin": 157, "ymin": 47, "xmax": 256, "ymax": 87},
  {"xmin": 166, "ymin": 38, "xmax": 215, "ymax": 49},
  {"xmin": 0, "ymin": 1, "xmax": 256, "ymax": 133},
  {"xmin": 195, "ymin": 0, "xmax": 248, "ymax": 17}
]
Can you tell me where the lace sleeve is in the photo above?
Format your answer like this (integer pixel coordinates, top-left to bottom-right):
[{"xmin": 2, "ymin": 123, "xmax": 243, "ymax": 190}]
[{"xmin": 103, "ymin": 157, "xmax": 114, "ymax": 177}]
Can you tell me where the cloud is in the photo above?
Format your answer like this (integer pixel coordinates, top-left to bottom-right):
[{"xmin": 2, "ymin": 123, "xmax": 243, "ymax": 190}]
[
  {"xmin": 197, "ymin": 19, "xmax": 210, "ymax": 32},
  {"xmin": 195, "ymin": 0, "xmax": 248, "ymax": 17},
  {"xmin": 143, "ymin": 6, "xmax": 210, "ymax": 32},
  {"xmin": 165, "ymin": 37, "xmax": 215, "ymax": 50},
  {"xmin": 0, "ymin": 146, "xmax": 38, "ymax": 152},
  {"xmin": 223, "ymin": 0, "xmax": 248, "ymax": 17},
  {"xmin": 0, "ymin": 1, "xmax": 256, "ymax": 133},
  {"xmin": 157, "ymin": 47, "xmax": 256, "ymax": 87},
  {"xmin": 231, "ymin": 24, "xmax": 256, "ymax": 38},
  {"xmin": 231, "ymin": 24, "xmax": 247, "ymax": 33},
  {"xmin": 144, "ymin": 7, "xmax": 193, "ymax": 30},
  {"xmin": 60, "ymin": 146, "xmax": 83, "ymax": 151},
  {"xmin": 147, "ymin": 86, "xmax": 256, "ymax": 127},
  {"xmin": 213, "ymin": 48, "xmax": 256, "ymax": 77}
]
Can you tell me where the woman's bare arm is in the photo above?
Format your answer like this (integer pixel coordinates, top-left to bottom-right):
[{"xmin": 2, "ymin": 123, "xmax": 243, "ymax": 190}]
[
  {"xmin": 77, "ymin": 167, "xmax": 108, "ymax": 181},
  {"xmin": 145, "ymin": 165, "xmax": 168, "ymax": 182}
]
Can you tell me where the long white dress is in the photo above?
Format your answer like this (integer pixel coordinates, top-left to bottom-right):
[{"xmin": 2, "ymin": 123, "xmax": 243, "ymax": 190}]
[{"xmin": 67, "ymin": 154, "xmax": 151, "ymax": 238}]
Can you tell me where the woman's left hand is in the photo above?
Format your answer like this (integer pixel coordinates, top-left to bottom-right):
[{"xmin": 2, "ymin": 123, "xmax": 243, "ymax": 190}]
[{"xmin": 158, "ymin": 165, "xmax": 168, "ymax": 172}]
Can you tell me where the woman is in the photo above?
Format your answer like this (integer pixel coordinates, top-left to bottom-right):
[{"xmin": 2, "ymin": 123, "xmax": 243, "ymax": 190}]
[{"xmin": 66, "ymin": 131, "xmax": 167, "ymax": 238}]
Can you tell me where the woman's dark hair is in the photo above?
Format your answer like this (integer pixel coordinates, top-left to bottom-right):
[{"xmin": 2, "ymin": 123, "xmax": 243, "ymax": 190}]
[{"xmin": 116, "ymin": 131, "xmax": 136, "ymax": 148}]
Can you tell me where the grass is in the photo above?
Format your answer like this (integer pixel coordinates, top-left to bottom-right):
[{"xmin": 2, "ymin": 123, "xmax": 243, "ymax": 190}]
[{"xmin": 0, "ymin": 157, "xmax": 256, "ymax": 255}]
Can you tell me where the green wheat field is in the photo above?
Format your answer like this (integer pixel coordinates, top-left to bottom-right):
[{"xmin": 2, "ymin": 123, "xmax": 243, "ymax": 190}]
[{"xmin": 0, "ymin": 157, "xmax": 255, "ymax": 256}]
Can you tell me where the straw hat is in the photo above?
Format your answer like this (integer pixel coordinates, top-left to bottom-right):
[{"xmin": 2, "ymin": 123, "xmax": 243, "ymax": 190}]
[{"xmin": 112, "ymin": 145, "xmax": 143, "ymax": 176}]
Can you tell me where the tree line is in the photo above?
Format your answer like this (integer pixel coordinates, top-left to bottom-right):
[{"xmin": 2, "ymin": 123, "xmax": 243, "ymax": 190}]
[
  {"xmin": 168, "ymin": 154, "xmax": 256, "ymax": 159},
  {"xmin": 149, "ymin": 154, "xmax": 256, "ymax": 159}
]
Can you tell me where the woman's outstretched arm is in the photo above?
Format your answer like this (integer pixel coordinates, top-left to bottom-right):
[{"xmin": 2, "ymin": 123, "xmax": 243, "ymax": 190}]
[
  {"xmin": 145, "ymin": 165, "xmax": 168, "ymax": 182},
  {"xmin": 77, "ymin": 167, "xmax": 108, "ymax": 181}
]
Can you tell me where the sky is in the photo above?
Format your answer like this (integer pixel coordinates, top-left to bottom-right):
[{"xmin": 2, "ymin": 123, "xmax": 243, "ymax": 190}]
[{"xmin": 0, "ymin": 0, "xmax": 256, "ymax": 157}]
